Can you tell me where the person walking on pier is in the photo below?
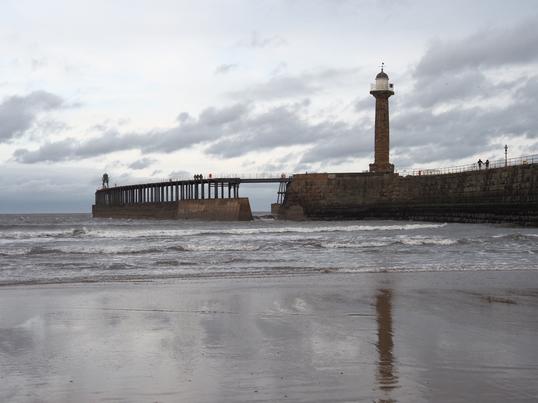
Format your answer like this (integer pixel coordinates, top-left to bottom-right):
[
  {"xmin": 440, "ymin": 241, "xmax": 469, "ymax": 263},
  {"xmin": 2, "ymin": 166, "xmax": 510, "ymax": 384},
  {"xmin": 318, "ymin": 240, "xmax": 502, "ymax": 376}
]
[
  {"xmin": 478, "ymin": 159, "xmax": 483, "ymax": 170},
  {"xmin": 485, "ymin": 159, "xmax": 490, "ymax": 169}
]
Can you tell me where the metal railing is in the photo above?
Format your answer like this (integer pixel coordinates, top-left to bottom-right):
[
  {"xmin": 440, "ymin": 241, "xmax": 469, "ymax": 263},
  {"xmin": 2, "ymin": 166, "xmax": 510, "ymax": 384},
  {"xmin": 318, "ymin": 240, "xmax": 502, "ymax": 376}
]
[
  {"xmin": 209, "ymin": 172, "xmax": 288, "ymax": 180},
  {"xmin": 396, "ymin": 154, "xmax": 538, "ymax": 177},
  {"xmin": 106, "ymin": 172, "xmax": 290, "ymax": 188}
]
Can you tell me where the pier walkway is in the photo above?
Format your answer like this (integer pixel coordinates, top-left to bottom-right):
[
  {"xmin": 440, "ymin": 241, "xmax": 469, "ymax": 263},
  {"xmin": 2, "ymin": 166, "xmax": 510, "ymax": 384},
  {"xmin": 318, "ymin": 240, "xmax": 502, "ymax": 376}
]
[
  {"xmin": 94, "ymin": 176, "xmax": 291, "ymax": 207},
  {"xmin": 397, "ymin": 154, "xmax": 538, "ymax": 176}
]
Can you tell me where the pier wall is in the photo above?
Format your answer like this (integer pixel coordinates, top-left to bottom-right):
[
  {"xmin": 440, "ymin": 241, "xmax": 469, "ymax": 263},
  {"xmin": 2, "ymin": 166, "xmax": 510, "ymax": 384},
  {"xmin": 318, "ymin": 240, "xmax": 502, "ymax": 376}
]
[
  {"xmin": 177, "ymin": 198, "xmax": 253, "ymax": 221},
  {"xmin": 92, "ymin": 202, "xmax": 178, "ymax": 219},
  {"xmin": 92, "ymin": 198, "xmax": 253, "ymax": 221},
  {"xmin": 279, "ymin": 164, "xmax": 538, "ymax": 225}
]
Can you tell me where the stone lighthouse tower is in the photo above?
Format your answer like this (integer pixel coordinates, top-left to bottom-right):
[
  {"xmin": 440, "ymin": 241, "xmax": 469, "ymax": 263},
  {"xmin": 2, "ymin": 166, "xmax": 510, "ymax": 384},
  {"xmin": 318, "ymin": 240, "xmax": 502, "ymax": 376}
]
[{"xmin": 369, "ymin": 64, "xmax": 395, "ymax": 174}]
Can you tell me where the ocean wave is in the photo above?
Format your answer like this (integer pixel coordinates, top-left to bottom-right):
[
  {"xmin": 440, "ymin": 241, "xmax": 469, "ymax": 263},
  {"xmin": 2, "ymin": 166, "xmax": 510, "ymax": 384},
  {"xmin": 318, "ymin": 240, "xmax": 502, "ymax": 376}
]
[
  {"xmin": 189, "ymin": 223, "xmax": 447, "ymax": 237},
  {"xmin": 167, "ymin": 245, "xmax": 188, "ymax": 252},
  {"xmin": 0, "ymin": 227, "xmax": 89, "ymax": 240},
  {"xmin": 321, "ymin": 236, "xmax": 458, "ymax": 249},
  {"xmin": 27, "ymin": 246, "xmax": 65, "ymax": 255},
  {"xmin": 179, "ymin": 243, "xmax": 261, "ymax": 252},
  {"xmin": 71, "ymin": 221, "xmax": 447, "ymax": 239},
  {"xmin": 153, "ymin": 260, "xmax": 201, "ymax": 267},
  {"xmin": 397, "ymin": 237, "xmax": 458, "ymax": 246},
  {"xmin": 491, "ymin": 233, "xmax": 538, "ymax": 242}
]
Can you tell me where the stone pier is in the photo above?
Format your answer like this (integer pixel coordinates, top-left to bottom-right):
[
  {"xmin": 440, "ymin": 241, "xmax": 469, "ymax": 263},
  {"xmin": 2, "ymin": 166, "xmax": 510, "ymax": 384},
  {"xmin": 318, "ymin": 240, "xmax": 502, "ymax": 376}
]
[{"xmin": 92, "ymin": 178, "xmax": 252, "ymax": 221}]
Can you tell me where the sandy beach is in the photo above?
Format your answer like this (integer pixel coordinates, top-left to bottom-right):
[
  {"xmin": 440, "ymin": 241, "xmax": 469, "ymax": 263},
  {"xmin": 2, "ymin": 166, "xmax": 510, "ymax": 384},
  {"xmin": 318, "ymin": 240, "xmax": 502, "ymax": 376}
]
[{"xmin": 1, "ymin": 270, "xmax": 537, "ymax": 402}]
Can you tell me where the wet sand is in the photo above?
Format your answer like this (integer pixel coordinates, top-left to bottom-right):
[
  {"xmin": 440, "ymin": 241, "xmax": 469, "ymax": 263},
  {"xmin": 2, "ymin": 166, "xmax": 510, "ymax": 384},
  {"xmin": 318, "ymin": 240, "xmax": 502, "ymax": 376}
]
[{"xmin": 1, "ymin": 270, "xmax": 538, "ymax": 402}]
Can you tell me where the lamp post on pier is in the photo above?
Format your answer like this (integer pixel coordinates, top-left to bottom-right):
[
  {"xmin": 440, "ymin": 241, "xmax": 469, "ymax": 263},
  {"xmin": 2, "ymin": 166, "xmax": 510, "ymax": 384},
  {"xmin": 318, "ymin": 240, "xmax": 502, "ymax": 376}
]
[{"xmin": 504, "ymin": 145, "xmax": 508, "ymax": 167}]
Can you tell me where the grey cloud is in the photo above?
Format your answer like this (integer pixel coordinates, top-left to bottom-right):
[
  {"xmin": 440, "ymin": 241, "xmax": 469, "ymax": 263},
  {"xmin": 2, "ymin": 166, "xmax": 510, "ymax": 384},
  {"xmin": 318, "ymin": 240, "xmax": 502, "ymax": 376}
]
[
  {"xmin": 0, "ymin": 91, "xmax": 64, "ymax": 142},
  {"xmin": 169, "ymin": 170, "xmax": 191, "ymax": 179},
  {"xmin": 416, "ymin": 17, "xmax": 538, "ymax": 77},
  {"xmin": 391, "ymin": 77, "xmax": 538, "ymax": 164},
  {"xmin": 215, "ymin": 64, "xmax": 238, "ymax": 74},
  {"xmin": 14, "ymin": 104, "xmax": 249, "ymax": 163},
  {"xmin": 229, "ymin": 75, "xmax": 320, "ymax": 100},
  {"xmin": 298, "ymin": 121, "xmax": 374, "ymax": 166},
  {"xmin": 128, "ymin": 158, "xmax": 156, "ymax": 170},
  {"xmin": 237, "ymin": 31, "xmax": 287, "ymax": 48},
  {"xmin": 354, "ymin": 96, "xmax": 373, "ymax": 113},
  {"xmin": 198, "ymin": 103, "xmax": 249, "ymax": 126},
  {"xmin": 13, "ymin": 139, "xmax": 74, "ymax": 163},
  {"xmin": 229, "ymin": 68, "xmax": 359, "ymax": 100},
  {"xmin": 205, "ymin": 105, "xmax": 338, "ymax": 158},
  {"xmin": 410, "ymin": 70, "xmax": 495, "ymax": 107}
]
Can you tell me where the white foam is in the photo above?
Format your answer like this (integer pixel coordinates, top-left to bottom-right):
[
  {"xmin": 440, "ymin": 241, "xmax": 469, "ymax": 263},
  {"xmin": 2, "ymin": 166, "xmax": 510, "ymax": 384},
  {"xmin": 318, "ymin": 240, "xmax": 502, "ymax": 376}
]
[
  {"xmin": 81, "ymin": 222, "xmax": 447, "ymax": 239},
  {"xmin": 399, "ymin": 237, "xmax": 458, "ymax": 246}
]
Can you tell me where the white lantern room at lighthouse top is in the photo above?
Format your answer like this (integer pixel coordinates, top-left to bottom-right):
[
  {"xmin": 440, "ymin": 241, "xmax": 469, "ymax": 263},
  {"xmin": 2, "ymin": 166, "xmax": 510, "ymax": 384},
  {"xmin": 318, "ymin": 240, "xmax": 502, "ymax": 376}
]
[{"xmin": 370, "ymin": 69, "xmax": 394, "ymax": 92}]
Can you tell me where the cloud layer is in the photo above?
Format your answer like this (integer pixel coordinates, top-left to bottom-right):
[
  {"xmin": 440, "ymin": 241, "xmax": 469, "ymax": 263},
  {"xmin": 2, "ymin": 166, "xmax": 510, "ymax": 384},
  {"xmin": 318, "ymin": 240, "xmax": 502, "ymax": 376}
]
[
  {"xmin": 0, "ymin": 91, "xmax": 65, "ymax": 142},
  {"xmin": 5, "ymin": 11, "xmax": 538, "ymax": 175}
]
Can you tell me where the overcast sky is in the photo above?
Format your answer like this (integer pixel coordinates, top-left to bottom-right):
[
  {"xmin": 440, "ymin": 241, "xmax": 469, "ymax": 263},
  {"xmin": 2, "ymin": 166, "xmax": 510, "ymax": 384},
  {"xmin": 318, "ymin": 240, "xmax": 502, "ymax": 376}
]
[{"xmin": 1, "ymin": 0, "xmax": 538, "ymax": 212}]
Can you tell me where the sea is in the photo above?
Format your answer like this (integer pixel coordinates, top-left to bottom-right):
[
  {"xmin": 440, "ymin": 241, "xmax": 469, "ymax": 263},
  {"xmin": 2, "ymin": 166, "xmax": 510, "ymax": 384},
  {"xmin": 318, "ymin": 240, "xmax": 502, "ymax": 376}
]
[{"xmin": 1, "ymin": 213, "xmax": 537, "ymax": 286}]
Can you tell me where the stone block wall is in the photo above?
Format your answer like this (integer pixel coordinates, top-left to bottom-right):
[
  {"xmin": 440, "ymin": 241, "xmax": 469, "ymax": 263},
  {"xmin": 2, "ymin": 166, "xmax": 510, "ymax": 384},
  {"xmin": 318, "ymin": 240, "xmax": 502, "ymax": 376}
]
[
  {"xmin": 280, "ymin": 164, "xmax": 538, "ymax": 225},
  {"xmin": 92, "ymin": 202, "xmax": 178, "ymax": 219},
  {"xmin": 92, "ymin": 198, "xmax": 253, "ymax": 221},
  {"xmin": 177, "ymin": 198, "xmax": 252, "ymax": 221}
]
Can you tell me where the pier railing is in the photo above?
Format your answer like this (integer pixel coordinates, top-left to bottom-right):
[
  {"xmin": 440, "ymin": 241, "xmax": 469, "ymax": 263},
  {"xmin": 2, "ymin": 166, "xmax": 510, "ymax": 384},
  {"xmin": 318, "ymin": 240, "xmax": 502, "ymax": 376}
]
[
  {"xmin": 146, "ymin": 172, "xmax": 289, "ymax": 184},
  {"xmin": 396, "ymin": 154, "xmax": 538, "ymax": 177}
]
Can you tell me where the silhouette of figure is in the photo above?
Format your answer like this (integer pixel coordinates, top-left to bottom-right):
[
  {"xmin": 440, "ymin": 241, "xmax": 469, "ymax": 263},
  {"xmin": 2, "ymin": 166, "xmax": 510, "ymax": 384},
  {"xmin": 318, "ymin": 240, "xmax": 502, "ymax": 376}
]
[
  {"xmin": 102, "ymin": 173, "xmax": 109, "ymax": 188},
  {"xmin": 478, "ymin": 159, "xmax": 483, "ymax": 170},
  {"xmin": 485, "ymin": 159, "xmax": 490, "ymax": 169}
]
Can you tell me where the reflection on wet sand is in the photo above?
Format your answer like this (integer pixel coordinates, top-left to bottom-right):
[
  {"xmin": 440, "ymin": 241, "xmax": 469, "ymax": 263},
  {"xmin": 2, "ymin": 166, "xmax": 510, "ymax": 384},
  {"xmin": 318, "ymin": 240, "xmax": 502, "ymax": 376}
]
[
  {"xmin": 376, "ymin": 288, "xmax": 398, "ymax": 402},
  {"xmin": 2, "ymin": 272, "xmax": 538, "ymax": 402}
]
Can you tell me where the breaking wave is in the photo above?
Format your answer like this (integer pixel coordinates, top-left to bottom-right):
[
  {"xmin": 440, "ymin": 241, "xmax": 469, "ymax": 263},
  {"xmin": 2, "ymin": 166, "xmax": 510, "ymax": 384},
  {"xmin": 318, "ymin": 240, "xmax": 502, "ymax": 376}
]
[{"xmin": 1, "ymin": 213, "xmax": 537, "ymax": 285}]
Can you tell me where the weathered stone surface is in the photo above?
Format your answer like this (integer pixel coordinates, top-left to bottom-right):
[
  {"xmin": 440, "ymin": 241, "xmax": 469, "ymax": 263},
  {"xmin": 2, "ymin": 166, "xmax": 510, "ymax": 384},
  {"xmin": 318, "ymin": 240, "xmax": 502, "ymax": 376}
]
[
  {"xmin": 92, "ymin": 202, "xmax": 178, "ymax": 219},
  {"xmin": 177, "ymin": 198, "xmax": 252, "ymax": 221},
  {"xmin": 279, "ymin": 164, "xmax": 538, "ymax": 225},
  {"xmin": 370, "ymin": 90, "xmax": 394, "ymax": 174},
  {"xmin": 92, "ymin": 198, "xmax": 253, "ymax": 221}
]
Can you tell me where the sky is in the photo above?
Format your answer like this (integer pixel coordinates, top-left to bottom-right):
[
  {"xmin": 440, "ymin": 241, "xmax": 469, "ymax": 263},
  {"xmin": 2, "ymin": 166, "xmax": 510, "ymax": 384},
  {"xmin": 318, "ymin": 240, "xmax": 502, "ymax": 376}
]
[{"xmin": 1, "ymin": 0, "xmax": 538, "ymax": 212}]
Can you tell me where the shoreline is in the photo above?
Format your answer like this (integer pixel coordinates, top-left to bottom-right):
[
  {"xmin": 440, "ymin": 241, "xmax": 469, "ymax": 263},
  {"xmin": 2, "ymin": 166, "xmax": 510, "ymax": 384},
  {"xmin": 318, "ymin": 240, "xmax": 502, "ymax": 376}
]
[{"xmin": 1, "ymin": 266, "xmax": 537, "ymax": 288}]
